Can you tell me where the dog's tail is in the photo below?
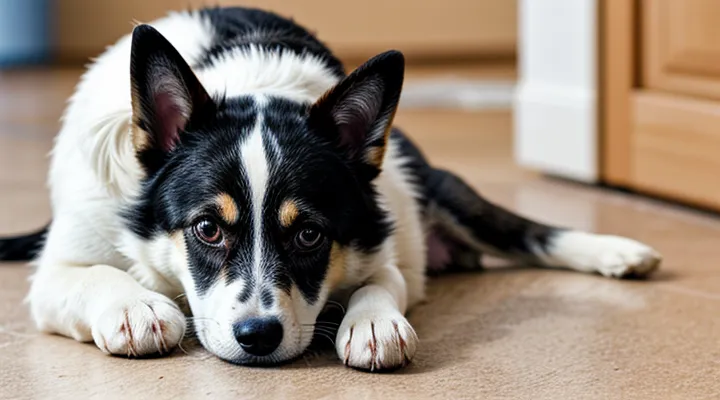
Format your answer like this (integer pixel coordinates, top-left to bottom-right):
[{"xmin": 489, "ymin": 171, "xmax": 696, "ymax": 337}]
[
  {"xmin": 424, "ymin": 168, "xmax": 561, "ymax": 264},
  {"xmin": 0, "ymin": 224, "xmax": 49, "ymax": 262},
  {"xmin": 423, "ymin": 168, "xmax": 661, "ymax": 278}
]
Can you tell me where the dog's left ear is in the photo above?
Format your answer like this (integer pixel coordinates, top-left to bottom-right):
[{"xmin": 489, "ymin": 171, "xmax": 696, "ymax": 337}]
[
  {"xmin": 130, "ymin": 24, "xmax": 215, "ymax": 172},
  {"xmin": 309, "ymin": 50, "xmax": 404, "ymax": 172}
]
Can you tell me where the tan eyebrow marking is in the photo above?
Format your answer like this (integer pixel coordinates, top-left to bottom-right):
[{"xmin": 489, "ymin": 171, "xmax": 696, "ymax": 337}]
[
  {"xmin": 326, "ymin": 242, "xmax": 347, "ymax": 291},
  {"xmin": 215, "ymin": 193, "xmax": 239, "ymax": 224},
  {"xmin": 278, "ymin": 199, "xmax": 299, "ymax": 227}
]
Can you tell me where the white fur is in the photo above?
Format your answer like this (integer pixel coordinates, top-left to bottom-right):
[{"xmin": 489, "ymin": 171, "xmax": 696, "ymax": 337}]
[
  {"xmin": 52, "ymin": 11, "xmax": 216, "ymax": 201},
  {"xmin": 335, "ymin": 264, "xmax": 417, "ymax": 370},
  {"xmin": 240, "ymin": 114, "xmax": 271, "ymax": 292},
  {"xmin": 198, "ymin": 46, "xmax": 339, "ymax": 104},
  {"xmin": 534, "ymin": 231, "xmax": 661, "ymax": 277}
]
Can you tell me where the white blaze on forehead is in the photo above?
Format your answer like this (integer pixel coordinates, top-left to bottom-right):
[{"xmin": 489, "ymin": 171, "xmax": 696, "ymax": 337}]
[
  {"xmin": 253, "ymin": 94, "xmax": 282, "ymax": 162},
  {"xmin": 240, "ymin": 113, "xmax": 270, "ymax": 297}
]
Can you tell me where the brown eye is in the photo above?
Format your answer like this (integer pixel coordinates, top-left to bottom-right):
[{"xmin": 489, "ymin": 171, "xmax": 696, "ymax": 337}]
[
  {"xmin": 194, "ymin": 219, "xmax": 223, "ymax": 245},
  {"xmin": 295, "ymin": 227, "xmax": 323, "ymax": 250}
]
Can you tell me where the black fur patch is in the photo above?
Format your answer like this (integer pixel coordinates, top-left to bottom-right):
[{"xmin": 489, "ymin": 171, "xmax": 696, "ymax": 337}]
[
  {"xmin": 424, "ymin": 168, "xmax": 559, "ymax": 259},
  {"xmin": 196, "ymin": 7, "xmax": 345, "ymax": 77},
  {"xmin": 260, "ymin": 288, "xmax": 274, "ymax": 309}
]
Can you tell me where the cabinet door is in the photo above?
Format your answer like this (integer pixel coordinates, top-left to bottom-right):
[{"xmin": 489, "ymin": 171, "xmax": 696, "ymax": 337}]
[
  {"xmin": 602, "ymin": 0, "xmax": 720, "ymax": 211},
  {"xmin": 642, "ymin": 0, "xmax": 720, "ymax": 101},
  {"xmin": 630, "ymin": 92, "xmax": 720, "ymax": 209}
]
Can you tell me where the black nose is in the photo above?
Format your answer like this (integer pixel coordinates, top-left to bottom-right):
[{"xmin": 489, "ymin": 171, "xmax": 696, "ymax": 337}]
[{"xmin": 232, "ymin": 317, "xmax": 284, "ymax": 357}]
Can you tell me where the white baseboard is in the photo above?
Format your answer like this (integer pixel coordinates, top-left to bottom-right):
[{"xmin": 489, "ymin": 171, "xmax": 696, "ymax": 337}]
[
  {"xmin": 514, "ymin": 83, "xmax": 597, "ymax": 182},
  {"xmin": 514, "ymin": 0, "xmax": 599, "ymax": 183},
  {"xmin": 401, "ymin": 79, "xmax": 514, "ymax": 110}
]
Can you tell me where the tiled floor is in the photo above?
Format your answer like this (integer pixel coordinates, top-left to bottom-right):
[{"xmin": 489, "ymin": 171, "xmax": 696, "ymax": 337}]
[{"xmin": 1, "ymin": 69, "xmax": 720, "ymax": 399}]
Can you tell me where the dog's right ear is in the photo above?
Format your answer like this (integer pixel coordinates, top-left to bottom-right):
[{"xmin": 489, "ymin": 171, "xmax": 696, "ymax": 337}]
[
  {"xmin": 130, "ymin": 24, "xmax": 215, "ymax": 173},
  {"xmin": 308, "ymin": 50, "xmax": 404, "ymax": 175}
]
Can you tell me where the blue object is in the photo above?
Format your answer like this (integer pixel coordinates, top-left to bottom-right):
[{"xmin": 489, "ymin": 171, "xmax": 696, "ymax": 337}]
[{"xmin": 0, "ymin": 0, "xmax": 50, "ymax": 67}]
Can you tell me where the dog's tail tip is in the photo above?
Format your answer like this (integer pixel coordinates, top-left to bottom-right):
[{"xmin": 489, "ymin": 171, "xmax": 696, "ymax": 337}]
[{"xmin": 0, "ymin": 223, "xmax": 49, "ymax": 262}]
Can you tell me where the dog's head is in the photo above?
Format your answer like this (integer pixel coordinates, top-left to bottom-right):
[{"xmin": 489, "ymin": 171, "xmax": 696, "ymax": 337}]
[{"xmin": 124, "ymin": 25, "xmax": 404, "ymax": 364}]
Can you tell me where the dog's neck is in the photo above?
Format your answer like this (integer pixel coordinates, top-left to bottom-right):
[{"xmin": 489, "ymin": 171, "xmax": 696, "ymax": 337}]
[{"xmin": 196, "ymin": 45, "xmax": 342, "ymax": 105}]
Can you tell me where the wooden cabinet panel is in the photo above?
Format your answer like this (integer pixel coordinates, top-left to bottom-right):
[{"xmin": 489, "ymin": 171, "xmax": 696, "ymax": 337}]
[
  {"xmin": 56, "ymin": 0, "xmax": 516, "ymax": 63},
  {"xmin": 642, "ymin": 0, "xmax": 720, "ymax": 101},
  {"xmin": 603, "ymin": 0, "xmax": 720, "ymax": 212},
  {"xmin": 631, "ymin": 91, "xmax": 720, "ymax": 209}
]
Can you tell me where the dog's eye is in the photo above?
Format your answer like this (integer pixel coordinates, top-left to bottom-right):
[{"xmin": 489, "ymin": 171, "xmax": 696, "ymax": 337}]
[
  {"xmin": 295, "ymin": 227, "xmax": 324, "ymax": 251},
  {"xmin": 193, "ymin": 219, "xmax": 223, "ymax": 246}
]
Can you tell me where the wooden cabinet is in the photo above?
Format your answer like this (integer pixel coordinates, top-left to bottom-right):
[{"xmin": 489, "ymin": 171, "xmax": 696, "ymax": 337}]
[{"xmin": 602, "ymin": 0, "xmax": 720, "ymax": 211}]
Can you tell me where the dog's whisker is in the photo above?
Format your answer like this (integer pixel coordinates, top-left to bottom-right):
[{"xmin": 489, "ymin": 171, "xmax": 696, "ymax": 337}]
[
  {"xmin": 303, "ymin": 320, "xmax": 341, "ymax": 326},
  {"xmin": 315, "ymin": 322, "xmax": 340, "ymax": 328},
  {"xmin": 312, "ymin": 327, "xmax": 336, "ymax": 335},
  {"xmin": 301, "ymin": 353, "xmax": 315, "ymax": 367},
  {"xmin": 176, "ymin": 338, "xmax": 191, "ymax": 355},
  {"xmin": 186, "ymin": 317, "xmax": 221, "ymax": 326},
  {"xmin": 302, "ymin": 321, "xmax": 340, "ymax": 328},
  {"xmin": 313, "ymin": 332, "xmax": 336, "ymax": 345},
  {"xmin": 323, "ymin": 300, "xmax": 346, "ymax": 314}
]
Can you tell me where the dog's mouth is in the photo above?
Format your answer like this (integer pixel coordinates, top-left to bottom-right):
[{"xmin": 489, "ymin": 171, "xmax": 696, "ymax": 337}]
[{"xmin": 221, "ymin": 351, "xmax": 305, "ymax": 367}]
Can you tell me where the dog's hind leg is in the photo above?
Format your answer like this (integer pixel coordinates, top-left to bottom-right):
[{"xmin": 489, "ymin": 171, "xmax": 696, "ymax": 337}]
[{"xmin": 423, "ymin": 168, "xmax": 661, "ymax": 278}]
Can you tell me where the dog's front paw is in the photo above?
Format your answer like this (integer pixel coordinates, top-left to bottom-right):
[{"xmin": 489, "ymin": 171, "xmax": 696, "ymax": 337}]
[
  {"xmin": 91, "ymin": 293, "xmax": 186, "ymax": 357},
  {"xmin": 336, "ymin": 311, "xmax": 418, "ymax": 372}
]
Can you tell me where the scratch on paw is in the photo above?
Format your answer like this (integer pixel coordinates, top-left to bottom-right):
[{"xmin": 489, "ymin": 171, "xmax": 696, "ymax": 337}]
[
  {"xmin": 122, "ymin": 309, "xmax": 138, "ymax": 357},
  {"xmin": 369, "ymin": 322, "xmax": 378, "ymax": 371},
  {"xmin": 343, "ymin": 326, "xmax": 354, "ymax": 365},
  {"xmin": 147, "ymin": 304, "xmax": 169, "ymax": 354},
  {"xmin": 393, "ymin": 321, "xmax": 407, "ymax": 365}
]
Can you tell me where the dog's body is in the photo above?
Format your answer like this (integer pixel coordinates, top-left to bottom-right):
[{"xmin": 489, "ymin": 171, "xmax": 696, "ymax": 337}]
[{"xmin": 0, "ymin": 8, "xmax": 661, "ymax": 371}]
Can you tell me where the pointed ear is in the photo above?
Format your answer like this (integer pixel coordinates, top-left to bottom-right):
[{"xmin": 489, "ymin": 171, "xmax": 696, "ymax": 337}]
[
  {"xmin": 130, "ymin": 24, "xmax": 215, "ymax": 171},
  {"xmin": 309, "ymin": 50, "xmax": 404, "ymax": 169}
]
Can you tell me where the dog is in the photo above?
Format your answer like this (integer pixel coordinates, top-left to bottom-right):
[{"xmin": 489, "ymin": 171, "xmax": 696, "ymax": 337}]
[{"xmin": 0, "ymin": 7, "xmax": 661, "ymax": 371}]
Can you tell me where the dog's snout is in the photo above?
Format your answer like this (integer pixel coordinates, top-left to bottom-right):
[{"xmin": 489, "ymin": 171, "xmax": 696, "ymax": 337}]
[{"xmin": 232, "ymin": 317, "xmax": 283, "ymax": 356}]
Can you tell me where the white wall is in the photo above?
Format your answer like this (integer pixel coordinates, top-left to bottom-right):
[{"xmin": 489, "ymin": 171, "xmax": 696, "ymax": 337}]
[{"xmin": 514, "ymin": 0, "xmax": 598, "ymax": 182}]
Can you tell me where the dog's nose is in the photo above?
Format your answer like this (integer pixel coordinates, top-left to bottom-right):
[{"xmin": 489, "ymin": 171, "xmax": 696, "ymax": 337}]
[{"xmin": 232, "ymin": 317, "xmax": 283, "ymax": 356}]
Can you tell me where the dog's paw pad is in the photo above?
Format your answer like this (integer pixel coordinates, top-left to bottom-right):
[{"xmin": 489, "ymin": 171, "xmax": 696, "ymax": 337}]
[
  {"xmin": 336, "ymin": 312, "xmax": 417, "ymax": 371},
  {"xmin": 91, "ymin": 294, "xmax": 186, "ymax": 357}
]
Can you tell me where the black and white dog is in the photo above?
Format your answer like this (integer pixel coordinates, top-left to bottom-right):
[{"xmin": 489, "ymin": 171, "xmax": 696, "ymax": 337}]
[{"xmin": 0, "ymin": 7, "xmax": 661, "ymax": 371}]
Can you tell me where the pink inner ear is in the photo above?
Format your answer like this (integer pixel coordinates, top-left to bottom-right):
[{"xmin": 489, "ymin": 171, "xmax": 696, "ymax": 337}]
[
  {"xmin": 332, "ymin": 87, "xmax": 383, "ymax": 153},
  {"xmin": 154, "ymin": 92, "xmax": 188, "ymax": 152}
]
